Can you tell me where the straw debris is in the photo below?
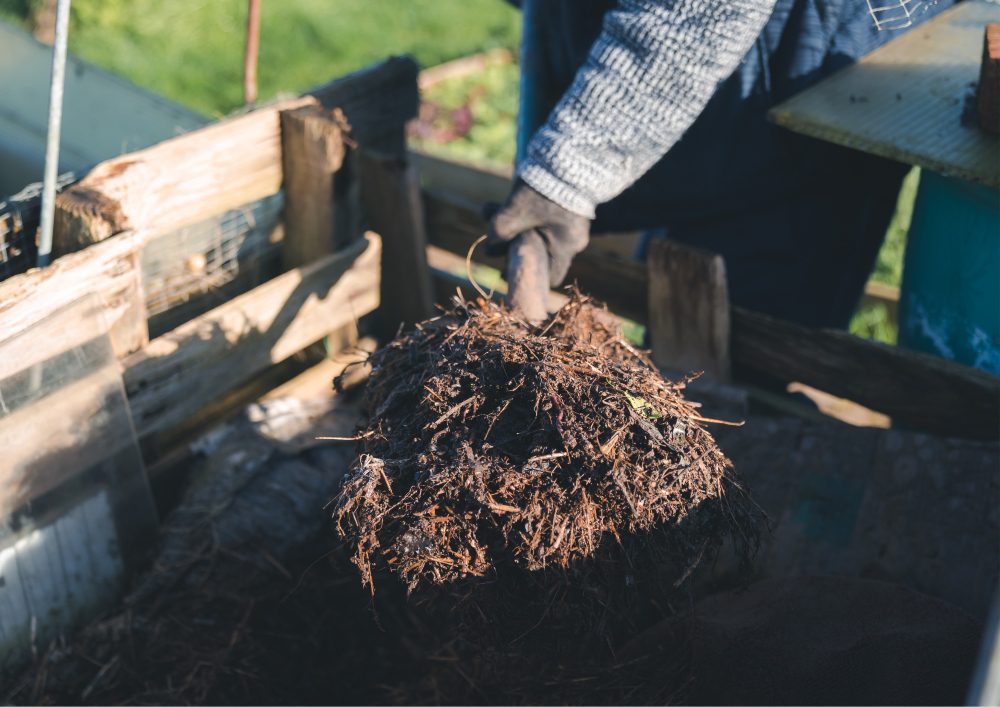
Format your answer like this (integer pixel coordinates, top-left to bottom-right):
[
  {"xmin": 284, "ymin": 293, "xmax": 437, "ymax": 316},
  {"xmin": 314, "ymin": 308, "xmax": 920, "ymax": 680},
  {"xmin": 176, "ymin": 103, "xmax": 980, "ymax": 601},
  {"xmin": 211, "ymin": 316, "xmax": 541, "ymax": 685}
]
[{"xmin": 334, "ymin": 291, "xmax": 761, "ymax": 593}]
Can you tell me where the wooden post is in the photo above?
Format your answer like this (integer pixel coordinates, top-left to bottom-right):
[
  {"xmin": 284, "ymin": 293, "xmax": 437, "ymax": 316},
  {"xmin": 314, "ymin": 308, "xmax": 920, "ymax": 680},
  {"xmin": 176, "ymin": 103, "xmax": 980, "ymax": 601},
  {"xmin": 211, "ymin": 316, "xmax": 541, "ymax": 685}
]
[
  {"xmin": 359, "ymin": 152, "xmax": 434, "ymax": 334},
  {"xmin": 279, "ymin": 103, "xmax": 350, "ymax": 267},
  {"xmin": 647, "ymin": 238, "xmax": 731, "ymax": 382},
  {"xmin": 979, "ymin": 24, "xmax": 1000, "ymax": 135}
]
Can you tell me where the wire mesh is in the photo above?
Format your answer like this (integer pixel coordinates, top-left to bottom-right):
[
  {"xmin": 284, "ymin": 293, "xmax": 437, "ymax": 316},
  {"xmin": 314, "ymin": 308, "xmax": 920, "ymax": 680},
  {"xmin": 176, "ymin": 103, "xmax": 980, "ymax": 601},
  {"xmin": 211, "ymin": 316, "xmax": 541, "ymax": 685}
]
[
  {"xmin": 866, "ymin": 0, "xmax": 937, "ymax": 30},
  {"xmin": 0, "ymin": 173, "xmax": 76, "ymax": 282},
  {"xmin": 141, "ymin": 192, "xmax": 285, "ymax": 335}
]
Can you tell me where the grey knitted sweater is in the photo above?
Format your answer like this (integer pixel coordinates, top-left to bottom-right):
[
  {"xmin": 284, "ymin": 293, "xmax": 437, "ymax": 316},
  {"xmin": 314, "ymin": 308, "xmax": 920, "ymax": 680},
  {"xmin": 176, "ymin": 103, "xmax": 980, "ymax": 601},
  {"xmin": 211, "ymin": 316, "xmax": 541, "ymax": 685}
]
[{"xmin": 518, "ymin": 0, "xmax": 778, "ymax": 218}]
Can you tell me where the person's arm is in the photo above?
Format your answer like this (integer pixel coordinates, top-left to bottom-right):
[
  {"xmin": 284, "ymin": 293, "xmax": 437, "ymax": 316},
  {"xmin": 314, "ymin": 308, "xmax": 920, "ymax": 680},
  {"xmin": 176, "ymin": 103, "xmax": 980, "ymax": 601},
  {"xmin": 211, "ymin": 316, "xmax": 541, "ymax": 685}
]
[{"xmin": 519, "ymin": 0, "xmax": 778, "ymax": 218}]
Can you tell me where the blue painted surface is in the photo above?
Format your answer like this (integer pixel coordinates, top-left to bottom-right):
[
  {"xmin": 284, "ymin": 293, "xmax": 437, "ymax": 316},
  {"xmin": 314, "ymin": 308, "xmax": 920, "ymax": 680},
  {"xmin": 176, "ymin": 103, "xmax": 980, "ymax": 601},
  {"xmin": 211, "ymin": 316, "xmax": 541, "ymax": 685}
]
[{"xmin": 899, "ymin": 171, "xmax": 1000, "ymax": 374}]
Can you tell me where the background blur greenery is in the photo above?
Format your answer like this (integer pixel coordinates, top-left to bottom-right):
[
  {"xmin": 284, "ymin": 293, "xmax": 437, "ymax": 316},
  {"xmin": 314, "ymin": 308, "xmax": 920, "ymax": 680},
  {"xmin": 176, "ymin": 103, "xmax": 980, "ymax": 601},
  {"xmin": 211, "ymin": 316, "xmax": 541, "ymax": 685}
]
[
  {"xmin": 0, "ymin": 0, "xmax": 520, "ymax": 117},
  {"xmin": 0, "ymin": 0, "xmax": 909, "ymax": 343}
]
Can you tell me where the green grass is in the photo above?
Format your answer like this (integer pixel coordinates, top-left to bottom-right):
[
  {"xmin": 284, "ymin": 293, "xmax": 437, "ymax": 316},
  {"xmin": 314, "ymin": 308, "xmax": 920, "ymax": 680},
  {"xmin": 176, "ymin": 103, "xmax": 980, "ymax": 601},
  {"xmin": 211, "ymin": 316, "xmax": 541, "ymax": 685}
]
[
  {"xmin": 0, "ymin": 0, "xmax": 520, "ymax": 117},
  {"xmin": 847, "ymin": 168, "xmax": 918, "ymax": 344}
]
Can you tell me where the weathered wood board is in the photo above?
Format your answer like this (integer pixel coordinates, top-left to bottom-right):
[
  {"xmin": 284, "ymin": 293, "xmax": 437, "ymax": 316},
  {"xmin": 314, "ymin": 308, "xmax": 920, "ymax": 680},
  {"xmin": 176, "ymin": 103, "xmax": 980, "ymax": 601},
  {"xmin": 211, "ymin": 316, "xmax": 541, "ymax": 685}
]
[
  {"xmin": 281, "ymin": 104, "xmax": 349, "ymax": 265},
  {"xmin": 0, "ymin": 297, "xmax": 157, "ymax": 674},
  {"xmin": 647, "ymin": 239, "xmax": 731, "ymax": 381},
  {"xmin": 0, "ymin": 230, "xmax": 149, "ymax": 363},
  {"xmin": 769, "ymin": 0, "xmax": 1000, "ymax": 187},
  {"xmin": 53, "ymin": 96, "xmax": 314, "ymax": 253},
  {"xmin": 124, "ymin": 233, "xmax": 381, "ymax": 440}
]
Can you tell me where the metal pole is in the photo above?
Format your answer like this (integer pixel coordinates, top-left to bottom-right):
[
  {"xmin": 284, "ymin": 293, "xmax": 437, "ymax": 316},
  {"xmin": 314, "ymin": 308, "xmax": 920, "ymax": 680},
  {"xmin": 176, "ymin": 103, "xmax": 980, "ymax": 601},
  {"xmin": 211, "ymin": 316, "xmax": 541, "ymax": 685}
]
[
  {"xmin": 243, "ymin": 0, "xmax": 261, "ymax": 106},
  {"xmin": 36, "ymin": 0, "xmax": 71, "ymax": 268}
]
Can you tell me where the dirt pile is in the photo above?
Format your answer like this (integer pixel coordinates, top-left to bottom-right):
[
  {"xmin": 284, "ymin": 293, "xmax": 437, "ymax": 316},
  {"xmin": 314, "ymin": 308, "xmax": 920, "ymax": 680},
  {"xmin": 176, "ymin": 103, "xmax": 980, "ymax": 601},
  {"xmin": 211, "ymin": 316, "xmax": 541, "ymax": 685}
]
[{"xmin": 334, "ymin": 292, "xmax": 762, "ymax": 594}]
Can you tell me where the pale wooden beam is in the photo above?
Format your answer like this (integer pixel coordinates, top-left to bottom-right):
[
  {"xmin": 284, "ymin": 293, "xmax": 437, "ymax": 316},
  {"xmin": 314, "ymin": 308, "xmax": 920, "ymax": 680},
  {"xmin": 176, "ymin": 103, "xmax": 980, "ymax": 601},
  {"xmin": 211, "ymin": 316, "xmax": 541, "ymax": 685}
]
[
  {"xmin": 0, "ymin": 230, "xmax": 149, "ymax": 365},
  {"xmin": 53, "ymin": 96, "xmax": 314, "ymax": 256}
]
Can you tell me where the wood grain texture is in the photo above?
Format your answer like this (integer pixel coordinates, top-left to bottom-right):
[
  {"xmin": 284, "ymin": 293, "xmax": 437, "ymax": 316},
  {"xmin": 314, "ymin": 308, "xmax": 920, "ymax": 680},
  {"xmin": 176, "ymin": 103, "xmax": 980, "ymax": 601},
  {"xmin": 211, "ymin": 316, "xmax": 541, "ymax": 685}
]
[
  {"xmin": 0, "ymin": 230, "xmax": 149, "ymax": 366},
  {"xmin": 280, "ymin": 104, "xmax": 349, "ymax": 266},
  {"xmin": 769, "ymin": 0, "xmax": 1000, "ymax": 186},
  {"xmin": 360, "ymin": 154, "xmax": 434, "ymax": 332},
  {"xmin": 647, "ymin": 239, "xmax": 731, "ymax": 381},
  {"xmin": 731, "ymin": 308, "xmax": 1000, "ymax": 440},
  {"xmin": 123, "ymin": 233, "xmax": 380, "ymax": 439},
  {"xmin": 52, "ymin": 96, "xmax": 314, "ymax": 255}
]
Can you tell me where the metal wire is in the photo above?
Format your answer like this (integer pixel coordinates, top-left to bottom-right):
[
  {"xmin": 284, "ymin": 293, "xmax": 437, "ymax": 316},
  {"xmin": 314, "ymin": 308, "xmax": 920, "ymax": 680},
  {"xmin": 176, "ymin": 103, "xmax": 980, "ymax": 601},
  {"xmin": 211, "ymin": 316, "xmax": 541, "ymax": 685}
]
[
  {"xmin": 141, "ymin": 192, "xmax": 285, "ymax": 333},
  {"xmin": 37, "ymin": 0, "xmax": 72, "ymax": 267},
  {"xmin": 866, "ymin": 0, "xmax": 936, "ymax": 31}
]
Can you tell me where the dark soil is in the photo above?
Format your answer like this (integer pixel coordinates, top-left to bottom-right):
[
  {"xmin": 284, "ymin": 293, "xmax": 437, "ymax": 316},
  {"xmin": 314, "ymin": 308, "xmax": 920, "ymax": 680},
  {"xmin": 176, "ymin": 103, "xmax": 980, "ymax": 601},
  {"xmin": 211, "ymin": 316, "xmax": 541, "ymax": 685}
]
[
  {"xmin": 335, "ymin": 292, "xmax": 761, "ymax": 594},
  {"xmin": 12, "ymin": 293, "xmax": 764, "ymax": 705},
  {"xmin": 330, "ymin": 293, "xmax": 764, "ymax": 699}
]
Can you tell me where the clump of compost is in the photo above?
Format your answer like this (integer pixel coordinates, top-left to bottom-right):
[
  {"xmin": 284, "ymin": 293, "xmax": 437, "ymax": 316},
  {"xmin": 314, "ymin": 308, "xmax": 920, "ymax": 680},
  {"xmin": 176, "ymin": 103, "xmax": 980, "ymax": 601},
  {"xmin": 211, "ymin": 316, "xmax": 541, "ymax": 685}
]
[{"xmin": 334, "ymin": 291, "xmax": 760, "ymax": 595}]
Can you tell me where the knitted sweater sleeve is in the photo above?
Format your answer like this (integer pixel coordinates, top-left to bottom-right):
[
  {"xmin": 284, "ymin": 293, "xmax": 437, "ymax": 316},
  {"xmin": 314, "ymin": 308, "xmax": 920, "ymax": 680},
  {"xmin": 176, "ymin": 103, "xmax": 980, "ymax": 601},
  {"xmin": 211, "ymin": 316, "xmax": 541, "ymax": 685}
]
[{"xmin": 518, "ymin": 0, "xmax": 778, "ymax": 218}]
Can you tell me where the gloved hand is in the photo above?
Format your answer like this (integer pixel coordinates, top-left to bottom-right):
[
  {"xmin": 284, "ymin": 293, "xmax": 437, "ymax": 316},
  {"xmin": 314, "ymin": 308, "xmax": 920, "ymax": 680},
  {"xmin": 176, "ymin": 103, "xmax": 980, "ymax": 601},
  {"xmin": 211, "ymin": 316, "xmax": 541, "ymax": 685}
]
[{"xmin": 486, "ymin": 180, "xmax": 590, "ymax": 287}]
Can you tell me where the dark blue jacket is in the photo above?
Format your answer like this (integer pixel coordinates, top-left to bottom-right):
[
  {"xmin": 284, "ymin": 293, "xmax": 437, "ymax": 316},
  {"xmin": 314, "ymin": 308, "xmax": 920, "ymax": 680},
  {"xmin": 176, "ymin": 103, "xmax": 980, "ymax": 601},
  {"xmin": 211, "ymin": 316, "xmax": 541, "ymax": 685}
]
[{"xmin": 516, "ymin": 0, "xmax": 956, "ymax": 328}]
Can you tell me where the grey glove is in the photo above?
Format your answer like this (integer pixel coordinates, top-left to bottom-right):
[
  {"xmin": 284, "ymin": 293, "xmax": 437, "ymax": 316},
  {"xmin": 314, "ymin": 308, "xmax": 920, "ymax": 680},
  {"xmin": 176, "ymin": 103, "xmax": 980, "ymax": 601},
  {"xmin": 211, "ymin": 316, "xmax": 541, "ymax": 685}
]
[{"xmin": 486, "ymin": 180, "xmax": 590, "ymax": 287}]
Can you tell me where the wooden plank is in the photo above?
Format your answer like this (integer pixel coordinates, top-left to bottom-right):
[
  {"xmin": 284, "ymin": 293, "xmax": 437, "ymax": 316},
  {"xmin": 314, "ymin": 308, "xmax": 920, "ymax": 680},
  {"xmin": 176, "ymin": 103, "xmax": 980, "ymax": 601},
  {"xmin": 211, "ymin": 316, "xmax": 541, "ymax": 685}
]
[
  {"xmin": 52, "ymin": 96, "xmax": 314, "ymax": 255},
  {"xmin": 123, "ymin": 233, "xmax": 381, "ymax": 439},
  {"xmin": 0, "ymin": 230, "xmax": 148, "ymax": 366},
  {"xmin": 769, "ymin": 0, "xmax": 1000, "ymax": 187},
  {"xmin": 280, "ymin": 104, "xmax": 349, "ymax": 266},
  {"xmin": 731, "ymin": 307, "xmax": 1000, "ymax": 440},
  {"xmin": 360, "ymin": 154, "xmax": 434, "ymax": 332},
  {"xmin": 410, "ymin": 148, "xmax": 513, "ymax": 204},
  {"xmin": 647, "ymin": 239, "xmax": 731, "ymax": 381},
  {"xmin": 308, "ymin": 56, "xmax": 419, "ymax": 160},
  {"xmin": 142, "ymin": 342, "xmax": 328, "ymax": 467},
  {"xmin": 0, "ymin": 367, "xmax": 127, "ymax": 515}
]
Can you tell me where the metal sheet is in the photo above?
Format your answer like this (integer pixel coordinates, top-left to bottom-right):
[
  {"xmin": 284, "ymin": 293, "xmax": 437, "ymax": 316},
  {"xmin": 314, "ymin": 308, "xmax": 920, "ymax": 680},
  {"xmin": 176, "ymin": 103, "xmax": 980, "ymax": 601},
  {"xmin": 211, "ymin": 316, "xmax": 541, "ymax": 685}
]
[{"xmin": 0, "ymin": 21, "xmax": 206, "ymax": 194}]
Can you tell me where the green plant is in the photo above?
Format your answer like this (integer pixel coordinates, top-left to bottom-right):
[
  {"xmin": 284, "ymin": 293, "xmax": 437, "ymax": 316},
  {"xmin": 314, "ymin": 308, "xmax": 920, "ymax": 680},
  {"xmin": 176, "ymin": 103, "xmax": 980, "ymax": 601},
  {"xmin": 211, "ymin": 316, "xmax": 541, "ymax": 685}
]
[{"xmin": 1, "ymin": 0, "xmax": 521, "ymax": 117}]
